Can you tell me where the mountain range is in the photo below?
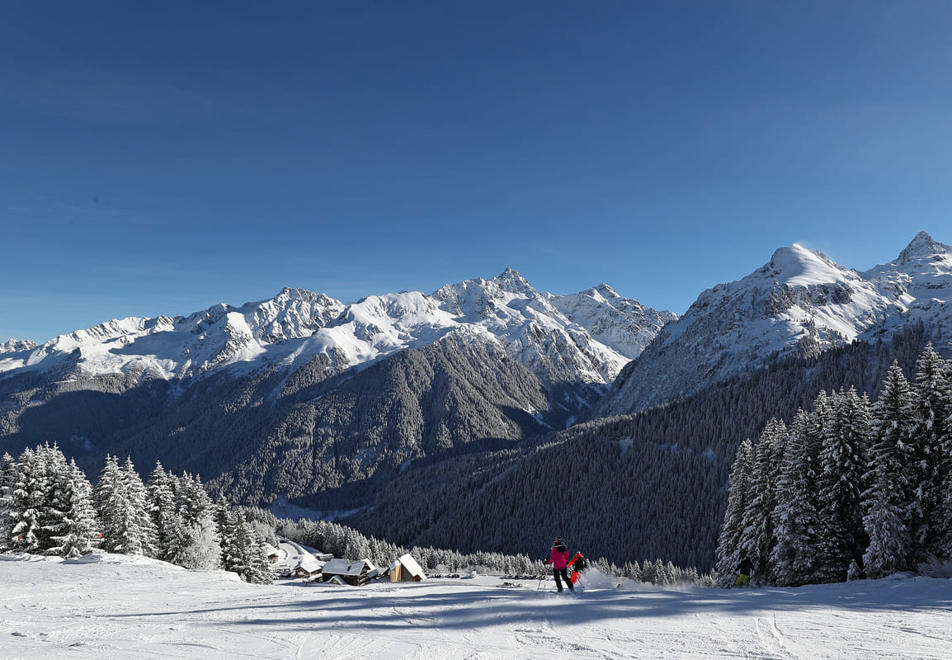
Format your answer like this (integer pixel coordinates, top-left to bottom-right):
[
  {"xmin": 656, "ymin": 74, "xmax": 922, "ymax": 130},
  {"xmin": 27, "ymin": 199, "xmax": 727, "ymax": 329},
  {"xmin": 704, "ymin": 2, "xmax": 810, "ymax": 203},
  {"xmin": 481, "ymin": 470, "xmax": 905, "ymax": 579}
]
[
  {"xmin": 2, "ymin": 231, "xmax": 951, "ymax": 568},
  {"xmin": 0, "ymin": 268, "xmax": 674, "ymax": 503}
]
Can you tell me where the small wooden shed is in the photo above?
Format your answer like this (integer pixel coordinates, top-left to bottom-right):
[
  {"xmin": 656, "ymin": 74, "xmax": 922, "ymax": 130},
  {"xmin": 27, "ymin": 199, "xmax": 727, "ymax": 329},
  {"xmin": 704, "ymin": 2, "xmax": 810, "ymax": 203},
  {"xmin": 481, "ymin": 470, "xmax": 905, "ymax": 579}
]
[
  {"xmin": 389, "ymin": 554, "xmax": 427, "ymax": 582},
  {"xmin": 321, "ymin": 559, "xmax": 378, "ymax": 586}
]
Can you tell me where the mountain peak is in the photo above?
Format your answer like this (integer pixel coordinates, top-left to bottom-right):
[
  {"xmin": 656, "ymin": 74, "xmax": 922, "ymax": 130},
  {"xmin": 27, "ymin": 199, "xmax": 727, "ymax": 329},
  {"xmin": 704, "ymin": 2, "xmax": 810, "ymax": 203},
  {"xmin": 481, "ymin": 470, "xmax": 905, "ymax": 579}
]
[
  {"xmin": 898, "ymin": 231, "xmax": 951, "ymax": 264},
  {"xmin": 594, "ymin": 283, "xmax": 620, "ymax": 299},
  {"xmin": 769, "ymin": 242, "xmax": 818, "ymax": 265},
  {"xmin": 493, "ymin": 267, "xmax": 536, "ymax": 295},
  {"xmin": 762, "ymin": 243, "xmax": 847, "ymax": 286}
]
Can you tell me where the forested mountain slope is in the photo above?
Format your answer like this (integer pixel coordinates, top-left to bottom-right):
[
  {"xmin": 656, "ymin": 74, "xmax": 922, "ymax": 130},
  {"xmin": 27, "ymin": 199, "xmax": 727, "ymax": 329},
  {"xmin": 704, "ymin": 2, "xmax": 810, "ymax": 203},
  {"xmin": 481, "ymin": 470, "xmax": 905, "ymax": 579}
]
[{"xmin": 345, "ymin": 325, "xmax": 941, "ymax": 570}]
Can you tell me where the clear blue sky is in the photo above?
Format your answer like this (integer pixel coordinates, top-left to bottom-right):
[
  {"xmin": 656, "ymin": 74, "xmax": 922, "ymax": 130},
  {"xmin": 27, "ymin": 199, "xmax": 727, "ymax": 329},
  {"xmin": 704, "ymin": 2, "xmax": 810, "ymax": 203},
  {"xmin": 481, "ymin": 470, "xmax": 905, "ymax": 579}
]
[{"xmin": 2, "ymin": 1, "xmax": 951, "ymax": 342}]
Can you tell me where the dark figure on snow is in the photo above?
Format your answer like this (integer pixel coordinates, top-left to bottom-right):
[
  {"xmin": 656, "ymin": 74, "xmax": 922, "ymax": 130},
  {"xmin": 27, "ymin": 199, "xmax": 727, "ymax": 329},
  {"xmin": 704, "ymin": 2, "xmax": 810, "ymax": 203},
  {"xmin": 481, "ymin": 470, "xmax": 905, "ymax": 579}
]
[
  {"xmin": 735, "ymin": 557, "xmax": 753, "ymax": 587},
  {"xmin": 545, "ymin": 537, "xmax": 574, "ymax": 592}
]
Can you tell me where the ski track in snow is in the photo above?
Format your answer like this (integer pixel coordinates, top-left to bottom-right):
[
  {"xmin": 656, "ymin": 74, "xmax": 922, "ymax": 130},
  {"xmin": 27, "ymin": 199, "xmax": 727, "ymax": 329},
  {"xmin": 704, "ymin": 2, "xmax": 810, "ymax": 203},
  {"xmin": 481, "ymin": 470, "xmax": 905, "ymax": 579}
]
[{"xmin": 2, "ymin": 555, "xmax": 952, "ymax": 659}]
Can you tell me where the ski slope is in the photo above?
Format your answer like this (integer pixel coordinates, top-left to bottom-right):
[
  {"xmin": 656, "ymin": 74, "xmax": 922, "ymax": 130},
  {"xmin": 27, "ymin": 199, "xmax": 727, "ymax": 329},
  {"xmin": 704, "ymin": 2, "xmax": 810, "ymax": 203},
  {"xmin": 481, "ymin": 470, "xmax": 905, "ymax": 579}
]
[{"xmin": 2, "ymin": 553, "xmax": 951, "ymax": 659}]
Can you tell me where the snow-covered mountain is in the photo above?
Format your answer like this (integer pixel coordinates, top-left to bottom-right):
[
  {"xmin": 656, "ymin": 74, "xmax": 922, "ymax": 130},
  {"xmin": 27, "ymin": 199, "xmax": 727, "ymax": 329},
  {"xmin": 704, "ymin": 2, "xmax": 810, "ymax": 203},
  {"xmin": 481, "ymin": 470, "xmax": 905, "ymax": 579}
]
[
  {"xmin": 0, "ymin": 269, "xmax": 674, "ymax": 500},
  {"xmin": 431, "ymin": 268, "xmax": 669, "ymax": 386},
  {"xmin": 0, "ymin": 288, "xmax": 346, "ymax": 381},
  {"xmin": 863, "ymin": 231, "xmax": 952, "ymax": 337},
  {"xmin": 596, "ymin": 232, "xmax": 952, "ymax": 416},
  {"xmin": 0, "ymin": 270, "xmax": 672, "ymax": 394},
  {"xmin": 0, "ymin": 339, "xmax": 37, "ymax": 354},
  {"xmin": 550, "ymin": 283, "xmax": 678, "ymax": 358}
]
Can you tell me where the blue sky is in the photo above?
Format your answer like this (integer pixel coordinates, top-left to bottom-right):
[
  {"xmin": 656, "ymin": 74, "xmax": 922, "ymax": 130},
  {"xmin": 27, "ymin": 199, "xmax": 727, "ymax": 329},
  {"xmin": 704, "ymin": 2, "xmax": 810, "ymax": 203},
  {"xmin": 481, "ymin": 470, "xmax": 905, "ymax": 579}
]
[{"xmin": 2, "ymin": 1, "xmax": 951, "ymax": 342}]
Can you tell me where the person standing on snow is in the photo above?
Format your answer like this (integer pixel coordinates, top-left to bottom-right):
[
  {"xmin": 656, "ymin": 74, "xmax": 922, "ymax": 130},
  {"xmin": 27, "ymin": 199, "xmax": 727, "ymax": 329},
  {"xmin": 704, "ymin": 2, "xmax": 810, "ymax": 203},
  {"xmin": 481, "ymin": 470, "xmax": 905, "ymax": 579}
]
[
  {"xmin": 545, "ymin": 537, "xmax": 574, "ymax": 592},
  {"xmin": 735, "ymin": 556, "xmax": 753, "ymax": 587}
]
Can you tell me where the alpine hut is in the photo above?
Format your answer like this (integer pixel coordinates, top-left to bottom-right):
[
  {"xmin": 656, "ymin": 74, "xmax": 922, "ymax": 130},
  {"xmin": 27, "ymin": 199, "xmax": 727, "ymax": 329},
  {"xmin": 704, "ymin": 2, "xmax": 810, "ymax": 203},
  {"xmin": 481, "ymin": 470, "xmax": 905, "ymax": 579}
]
[
  {"xmin": 320, "ymin": 559, "xmax": 378, "ymax": 586},
  {"xmin": 389, "ymin": 554, "xmax": 427, "ymax": 582}
]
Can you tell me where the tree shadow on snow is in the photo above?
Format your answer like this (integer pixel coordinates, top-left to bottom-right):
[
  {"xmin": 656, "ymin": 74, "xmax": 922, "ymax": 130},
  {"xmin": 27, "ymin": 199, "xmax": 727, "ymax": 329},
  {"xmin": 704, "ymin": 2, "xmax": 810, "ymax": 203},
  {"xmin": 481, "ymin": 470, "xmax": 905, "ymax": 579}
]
[{"xmin": 103, "ymin": 577, "xmax": 952, "ymax": 632}]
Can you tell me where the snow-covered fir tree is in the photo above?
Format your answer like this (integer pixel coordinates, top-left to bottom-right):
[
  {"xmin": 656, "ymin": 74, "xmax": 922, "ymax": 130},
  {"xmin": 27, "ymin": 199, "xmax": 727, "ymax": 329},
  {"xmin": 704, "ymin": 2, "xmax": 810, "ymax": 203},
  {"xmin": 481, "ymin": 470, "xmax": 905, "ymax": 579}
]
[
  {"xmin": 0, "ymin": 447, "xmax": 272, "ymax": 577},
  {"xmin": 910, "ymin": 344, "xmax": 951, "ymax": 559},
  {"xmin": 771, "ymin": 408, "xmax": 822, "ymax": 586},
  {"xmin": 815, "ymin": 388, "xmax": 871, "ymax": 582},
  {"xmin": 96, "ymin": 456, "xmax": 156, "ymax": 556},
  {"xmin": 0, "ymin": 453, "xmax": 17, "ymax": 552},
  {"xmin": 167, "ymin": 473, "xmax": 220, "ymax": 570},
  {"xmin": 717, "ymin": 344, "xmax": 952, "ymax": 587},
  {"xmin": 147, "ymin": 462, "xmax": 179, "ymax": 561},
  {"xmin": 7, "ymin": 447, "xmax": 42, "ymax": 553},
  {"xmin": 35, "ymin": 444, "xmax": 72, "ymax": 554},
  {"xmin": 739, "ymin": 419, "xmax": 786, "ymax": 583},
  {"xmin": 862, "ymin": 363, "xmax": 917, "ymax": 577},
  {"xmin": 217, "ymin": 502, "xmax": 271, "ymax": 584},
  {"xmin": 715, "ymin": 438, "xmax": 754, "ymax": 585},
  {"xmin": 47, "ymin": 459, "xmax": 100, "ymax": 558}
]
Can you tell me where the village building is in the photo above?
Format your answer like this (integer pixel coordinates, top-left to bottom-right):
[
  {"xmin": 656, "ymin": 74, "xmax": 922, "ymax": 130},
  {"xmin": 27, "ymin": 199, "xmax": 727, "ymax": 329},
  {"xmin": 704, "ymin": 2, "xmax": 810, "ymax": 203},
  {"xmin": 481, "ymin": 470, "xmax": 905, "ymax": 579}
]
[
  {"xmin": 271, "ymin": 538, "xmax": 332, "ymax": 578},
  {"xmin": 320, "ymin": 559, "xmax": 378, "ymax": 586},
  {"xmin": 293, "ymin": 554, "xmax": 326, "ymax": 580},
  {"xmin": 389, "ymin": 554, "xmax": 427, "ymax": 582}
]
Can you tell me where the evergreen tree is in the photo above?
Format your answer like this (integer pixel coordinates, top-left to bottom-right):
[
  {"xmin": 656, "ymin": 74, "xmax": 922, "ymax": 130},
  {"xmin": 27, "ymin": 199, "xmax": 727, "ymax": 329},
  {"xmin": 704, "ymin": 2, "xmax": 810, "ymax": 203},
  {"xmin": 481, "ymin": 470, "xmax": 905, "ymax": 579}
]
[
  {"xmin": 238, "ymin": 516, "xmax": 273, "ymax": 584},
  {"xmin": 814, "ymin": 388, "xmax": 870, "ymax": 582},
  {"xmin": 217, "ymin": 503, "xmax": 271, "ymax": 583},
  {"xmin": 8, "ymin": 448, "xmax": 42, "ymax": 552},
  {"xmin": 0, "ymin": 453, "xmax": 17, "ymax": 552},
  {"xmin": 35, "ymin": 444, "xmax": 72, "ymax": 554},
  {"xmin": 147, "ymin": 462, "xmax": 179, "ymax": 561},
  {"xmin": 739, "ymin": 419, "xmax": 786, "ymax": 583},
  {"xmin": 862, "ymin": 363, "xmax": 917, "ymax": 577},
  {"xmin": 715, "ymin": 438, "xmax": 753, "ymax": 585},
  {"xmin": 166, "ymin": 473, "xmax": 220, "ymax": 570},
  {"xmin": 175, "ymin": 516, "xmax": 221, "ymax": 571},
  {"xmin": 911, "ymin": 344, "xmax": 951, "ymax": 559},
  {"xmin": 97, "ymin": 456, "xmax": 156, "ymax": 556},
  {"xmin": 48, "ymin": 460, "xmax": 100, "ymax": 558},
  {"xmin": 121, "ymin": 457, "xmax": 157, "ymax": 557},
  {"xmin": 771, "ymin": 408, "xmax": 822, "ymax": 586}
]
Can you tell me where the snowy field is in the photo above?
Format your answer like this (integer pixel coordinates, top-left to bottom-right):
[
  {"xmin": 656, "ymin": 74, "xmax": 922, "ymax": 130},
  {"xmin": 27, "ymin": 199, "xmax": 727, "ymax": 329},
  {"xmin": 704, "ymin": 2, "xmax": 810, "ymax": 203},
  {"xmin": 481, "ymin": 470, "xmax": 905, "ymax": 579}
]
[{"xmin": 2, "ymin": 553, "xmax": 951, "ymax": 659}]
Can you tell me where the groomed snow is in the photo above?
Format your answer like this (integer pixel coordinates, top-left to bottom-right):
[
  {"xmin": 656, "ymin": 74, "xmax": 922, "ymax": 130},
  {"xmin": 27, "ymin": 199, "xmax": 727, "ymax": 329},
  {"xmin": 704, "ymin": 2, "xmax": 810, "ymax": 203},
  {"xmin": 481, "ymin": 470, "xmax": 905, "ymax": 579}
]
[{"xmin": 3, "ymin": 553, "xmax": 951, "ymax": 659}]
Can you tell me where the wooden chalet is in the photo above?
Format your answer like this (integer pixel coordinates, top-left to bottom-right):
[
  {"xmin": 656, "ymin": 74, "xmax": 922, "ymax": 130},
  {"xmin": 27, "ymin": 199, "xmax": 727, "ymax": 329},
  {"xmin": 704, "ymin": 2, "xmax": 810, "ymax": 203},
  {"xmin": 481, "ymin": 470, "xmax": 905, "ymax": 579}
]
[
  {"xmin": 320, "ymin": 558, "xmax": 378, "ymax": 586},
  {"xmin": 389, "ymin": 554, "xmax": 427, "ymax": 582}
]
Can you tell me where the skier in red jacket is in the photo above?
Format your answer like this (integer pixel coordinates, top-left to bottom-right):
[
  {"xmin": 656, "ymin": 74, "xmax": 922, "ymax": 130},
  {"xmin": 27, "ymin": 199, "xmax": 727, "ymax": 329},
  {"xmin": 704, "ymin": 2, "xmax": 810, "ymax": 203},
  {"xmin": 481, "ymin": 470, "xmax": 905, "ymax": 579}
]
[{"xmin": 545, "ymin": 537, "xmax": 574, "ymax": 592}]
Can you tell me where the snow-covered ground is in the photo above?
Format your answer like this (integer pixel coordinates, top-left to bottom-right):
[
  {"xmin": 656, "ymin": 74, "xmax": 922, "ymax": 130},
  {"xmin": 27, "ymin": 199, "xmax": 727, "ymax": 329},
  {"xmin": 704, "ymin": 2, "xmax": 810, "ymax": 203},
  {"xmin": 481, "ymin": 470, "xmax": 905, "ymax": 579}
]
[{"xmin": 3, "ymin": 553, "xmax": 951, "ymax": 659}]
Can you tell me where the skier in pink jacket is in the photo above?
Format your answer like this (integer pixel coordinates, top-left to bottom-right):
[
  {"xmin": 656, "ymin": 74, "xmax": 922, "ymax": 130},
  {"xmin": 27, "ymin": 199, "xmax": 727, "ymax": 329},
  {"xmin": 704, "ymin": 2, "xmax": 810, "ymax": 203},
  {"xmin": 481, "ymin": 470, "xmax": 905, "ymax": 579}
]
[{"xmin": 545, "ymin": 537, "xmax": 574, "ymax": 592}]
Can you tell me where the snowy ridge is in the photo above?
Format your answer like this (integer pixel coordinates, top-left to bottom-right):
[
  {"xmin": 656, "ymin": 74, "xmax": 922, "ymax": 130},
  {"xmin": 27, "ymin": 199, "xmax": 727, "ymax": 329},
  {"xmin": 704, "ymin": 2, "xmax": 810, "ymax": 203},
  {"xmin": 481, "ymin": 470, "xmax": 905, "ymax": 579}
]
[
  {"xmin": 0, "ymin": 338, "xmax": 37, "ymax": 354},
  {"xmin": 598, "ymin": 232, "xmax": 952, "ymax": 416},
  {"xmin": 550, "ymin": 283, "xmax": 677, "ymax": 358},
  {"xmin": 0, "ymin": 270, "xmax": 672, "ymax": 392},
  {"xmin": 432, "ymin": 268, "xmax": 656, "ymax": 384},
  {"xmin": 0, "ymin": 288, "xmax": 346, "ymax": 381}
]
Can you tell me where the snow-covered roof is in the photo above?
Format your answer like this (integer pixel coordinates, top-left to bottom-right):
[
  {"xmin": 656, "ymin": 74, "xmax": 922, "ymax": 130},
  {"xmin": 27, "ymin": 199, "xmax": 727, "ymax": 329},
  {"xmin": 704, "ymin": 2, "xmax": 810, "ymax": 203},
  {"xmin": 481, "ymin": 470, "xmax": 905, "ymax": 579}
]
[
  {"xmin": 295, "ymin": 554, "xmax": 325, "ymax": 575},
  {"xmin": 395, "ymin": 553, "xmax": 426, "ymax": 580},
  {"xmin": 272, "ymin": 539, "xmax": 331, "ymax": 575},
  {"xmin": 322, "ymin": 558, "xmax": 375, "ymax": 577}
]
